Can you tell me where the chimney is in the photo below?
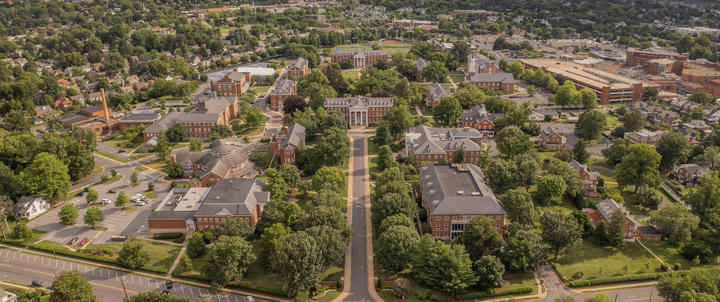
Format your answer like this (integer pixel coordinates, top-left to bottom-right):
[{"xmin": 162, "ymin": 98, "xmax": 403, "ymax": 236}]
[{"xmin": 100, "ymin": 88, "xmax": 110, "ymax": 121}]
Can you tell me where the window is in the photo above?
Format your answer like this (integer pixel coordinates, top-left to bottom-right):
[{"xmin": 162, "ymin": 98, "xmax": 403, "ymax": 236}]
[
  {"xmin": 436, "ymin": 216, "xmax": 441, "ymax": 221},
  {"xmin": 452, "ymin": 216, "xmax": 456, "ymax": 220},
  {"xmin": 445, "ymin": 216, "xmax": 449, "ymax": 220},
  {"xmin": 496, "ymin": 216, "xmax": 501, "ymax": 220},
  {"xmin": 198, "ymin": 225, "xmax": 203, "ymax": 230},
  {"xmin": 203, "ymin": 218, "xmax": 208, "ymax": 222},
  {"xmin": 215, "ymin": 218, "xmax": 219, "ymax": 222},
  {"xmin": 210, "ymin": 226, "xmax": 214, "ymax": 230},
  {"xmin": 444, "ymin": 224, "xmax": 448, "ymax": 229},
  {"xmin": 436, "ymin": 224, "xmax": 440, "ymax": 230}
]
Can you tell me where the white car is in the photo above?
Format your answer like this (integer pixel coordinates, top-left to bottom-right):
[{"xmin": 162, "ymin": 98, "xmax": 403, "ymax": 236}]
[{"xmin": 100, "ymin": 199, "xmax": 112, "ymax": 204}]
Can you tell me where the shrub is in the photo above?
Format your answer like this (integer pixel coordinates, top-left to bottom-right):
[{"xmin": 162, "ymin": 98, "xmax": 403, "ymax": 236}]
[
  {"xmin": 152, "ymin": 232, "xmax": 184, "ymax": 240},
  {"xmin": 567, "ymin": 268, "xmax": 720, "ymax": 288},
  {"xmin": 573, "ymin": 271, "xmax": 584, "ymax": 279},
  {"xmin": 660, "ymin": 264, "xmax": 669, "ymax": 272},
  {"xmin": 455, "ymin": 287, "xmax": 533, "ymax": 300}
]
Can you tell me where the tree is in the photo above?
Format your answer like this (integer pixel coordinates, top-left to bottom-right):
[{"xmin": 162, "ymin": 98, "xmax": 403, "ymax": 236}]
[
  {"xmin": 474, "ymin": 255, "xmax": 505, "ymax": 292},
  {"xmin": 59, "ymin": 204, "xmax": 79, "ymax": 225},
  {"xmin": 391, "ymin": 278, "xmax": 410, "ymax": 299},
  {"xmin": 376, "ymin": 145, "xmax": 396, "ymax": 171},
  {"xmin": 514, "ymin": 153, "xmax": 539, "ymax": 188},
  {"xmin": 605, "ymin": 210, "xmax": 626, "ymax": 248},
  {"xmin": 623, "ymin": 110, "xmax": 645, "ymax": 132},
  {"xmin": 186, "ymin": 231, "xmax": 207, "ymax": 258},
  {"xmin": 50, "ymin": 271, "xmax": 95, "ymax": 302},
  {"xmin": 636, "ymin": 186, "xmax": 663, "ymax": 210},
  {"xmin": 283, "ymin": 95, "xmax": 308, "ymax": 115},
  {"xmin": 495, "ymin": 127, "xmax": 532, "ymax": 159},
  {"xmin": 454, "ymin": 85, "xmax": 487, "ymax": 108},
  {"xmin": 165, "ymin": 124, "xmax": 187, "ymax": 143},
  {"xmin": 576, "ymin": 110, "xmax": 607, "ymax": 140},
  {"xmin": 303, "ymin": 226, "xmax": 350, "ymax": 270},
  {"xmin": 616, "ymin": 143, "xmax": 662, "ymax": 192},
  {"xmin": 374, "ymin": 120, "xmax": 393, "ymax": 146},
  {"xmin": 454, "ymin": 146, "xmax": 466, "ymax": 163},
  {"xmin": 656, "ymin": 132, "xmax": 690, "ymax": 171},
  {"xmin": 214, "ymin": 218, "xmax": 253, "ymax": 239},
  {"xmin": 501, "ymin": 189, "xmax": 537, "ymax": 226},
  {"xmin": 118, "ymin": 240, "xmax": 150, "ymax": 269},
  {"xmin": 304, "ymin": 206, "xmax": 345, "ymax": 229},
  {"xmin": 458, "ymin": 215, "xmax": 503, "ymax": 261},
  {"xmin": 270, "ymin": 231, "xmax": 323, "ymax": 296},
  {"xmin": 650, "ymin": 203, "xmax": 699, "ymax": 245},
  {"xmin": 411, "ymin": 235, "xmax": 478, "ymax": 293},
  {"xmin": 371, "ymin": 192, "xmax": 416, "ymax": 231},
  {"xmin": 277, "ymin": 164, "xmax": 300, "ymax": 189},
  {"xmin": 11, "ymin": 221, "xmax": 33, "ymax": 241},
  {"xmin": 698, "ymin": 146, "xmax": 720, "ymax": 169},
  {"xmin": 255, "ymin": 200, "xmax": 305, "ymax": 233},
  {"xmin": 527, "ymin": 85, "xmax": 536, "ymax": 96},
  {"xmin": 202, "ymin": 235, "xmax": 256, "ymax": 287},
  {"xmin": 84, "ymin": 206, "xmax": 104, "ymax": 228},
  {"xmin": 422, "ymin": 61, "xmax": 449, "ymax": 83},
  {"xmin": 311, "ymin": 166, "xmax": 346, "ymax": 192},
  {"xmin": 189, "ymin": 138, "xmax": 203, "ymax": 152},
  {"xmin": 210, "ymin": 125, "xmax": 232, "ymax": 140},
  {"xmin": 688, "ymin": 92, "xmax": 713, "ymax": 105},
  {"xmin": 540, "ymin": 212, "xmax": 583, "ymax": 259},
  {"xmin": 259, "ymin": 223, "xmax": 292, "ymax": 264},
  {"xmin": 18, "ymin": 152, "xmax": 71, "ymax": 200},
  {"xmin": 155, "ymin": 135, "xmax": 170, "ymax": 160},
  {"xmin": 383, "ymin": 106, "xmax": 412, "ymax": 138},
  {"xmin": 643, "ymin": 87, "xmax": 659, "ymax": 101},
  {"xmin": 378, "ymin": 214, "xmax": 415, "ymax": 235},
  {"xmin": 376, "ymin": 225, "xmax": 420, "ymax": 272},
  {"xmin": 534, "ymin": 175, "xmax": 567, "ymax": 205},
  {"xmin": 502, "ymin": 227, "xmax": 544, "ymax": 272},
  {"xmin": 86, "ymin": 189, "xmax": 98, "ymax": 204},
  {"xmin": 167, "ymin": 163, "xmax": 183, "ymax": 178},
  {"xmin": 602, "ymin": 139, "xmax": 632, "ymax": 165},
  {"xmin": 657, "ymin": 270, "xmax": 720, "ymax": 302},
  {"xmin": 130, "ymin": 172, "xmax": 138, "ymax": 186},
  {"xmin": 554, "ymin": 80, "xmax": 579, "ymax": 107},
  {"xmin": 485, "ymin": 158, "xmax": 518, "ymax": 193},
  {"xmin": 433, "ymin": 97, "xmax": 462, "ymax": 126},
  {"xmin": 115, "ymin": 191, "xmax": 129, "ymax": 208},
  {"xmin": 572, "ymin": 140, "xmax": 589, "ymax": 164},
  {"xmin": 178, "ymin": 254, "xmax": 193, "ymax": 272},
  {"xmin": 579, "ymin": 88, "xmax": 597, "ymax": 109}
]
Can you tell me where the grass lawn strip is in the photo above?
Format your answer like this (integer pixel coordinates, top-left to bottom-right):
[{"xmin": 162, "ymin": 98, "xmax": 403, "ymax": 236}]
[
  {"xmin": 553, "ymin": 240, "xmax": 661, "ymax": 282},
  {"xmin": 94, "ymin": 150, "xmax": 128, "ymax": 163}
]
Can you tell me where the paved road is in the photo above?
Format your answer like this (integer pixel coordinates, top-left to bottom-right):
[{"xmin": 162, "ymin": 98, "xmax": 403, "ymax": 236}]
[
  {"xmin": 343, "ymin": 134, "xmax": 374, "ymax": 302},
  {"xmin": 538, "ymin": 266, "xmax": 663, "ymax": 302},
  {"xmin": 0, "ymin": 247, "xmax": 254, "ymax": 302}
]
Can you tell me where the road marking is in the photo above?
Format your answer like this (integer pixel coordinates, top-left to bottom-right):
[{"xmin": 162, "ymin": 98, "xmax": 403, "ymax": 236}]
[
  {"xmin": 625, "ymin": 298, "xmax": 653, "ymax": 302},
  {"xmin": 23, "ymin": 268, "xmax": 53, "ymax": 276},
  {"xmin": 0, "ymin": 263, "xmax": 10, "ymax": 267},
  {"xmin": 89, "ymin": 281, "xmax": 139, "ymax": 294}
]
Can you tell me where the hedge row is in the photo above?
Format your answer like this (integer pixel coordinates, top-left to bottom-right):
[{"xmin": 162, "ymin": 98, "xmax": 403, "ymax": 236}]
[
  {"xmin": 455, "ymin": 287, "xmax": 533, "ymax": 300},
  {"xmin": 174, "ymin": 271, "xmax": 289, "ymax": 297},
  {"xmin": 152, "ymin": 232, "xmax": 184, "ymax": 240},
  {"xmin": 567, "ymin": 268, "xmax": 720, "ymax": 288}
]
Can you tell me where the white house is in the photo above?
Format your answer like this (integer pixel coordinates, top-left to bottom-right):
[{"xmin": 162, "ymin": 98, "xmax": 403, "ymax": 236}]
[{"xmin": 13, "ymin": 196, "xmax": 51, "ymax": 220}]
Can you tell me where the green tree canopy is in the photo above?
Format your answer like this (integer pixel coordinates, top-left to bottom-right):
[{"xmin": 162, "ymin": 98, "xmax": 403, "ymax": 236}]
[
  {"xmin": 202, "ymin": 235, "xmax": 256, "ymax": 287},
  {"xmin": 50, "ymin": 271, "xmax": 95, "ymax": 302},
  {"xmin": 616, "ymin": 143, "xmax": 661, "ymax": 192}
]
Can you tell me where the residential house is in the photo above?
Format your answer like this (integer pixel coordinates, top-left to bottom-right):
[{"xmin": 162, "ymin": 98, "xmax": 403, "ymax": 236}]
[
  {"xmin": 268, "ymin": 79, "xmax": 298, "ymax": 112},
  {"xmin": 460, "ymin": 104, "xmax": 499, "ymax": 138},
  {"xmin": 420, "ymin": 164, "xmax": 506, "ymax": 240},
  {"xmin": 324, "ymin": 96, "xmax": 393, "ymax": 126},
  {"xmin": 586, "ymin": 198, "xmax": 662, "ymax": 241},
  {"xmin": 404, "ymin": 125, "xmax": 485, "ymax": 165},
  {"xmin": 538, "ymin": 123, "xmax": 577, "ymax": 151},
  {"xmin": 269, "ymin": 123, "xmax": 306, "ymax": 165},
  {"xmin": 53, "ymin": 97, "xmax": 73, "ymax": 110},
  {"xmin": 428, "ymin": 39, "xmax": 454, "ymax": 54},
  {"xmin": 147, "ymin": 178, "xmax": 269, "ymax": 234},
  {"xmin": 569, "ymin": 160, "xmax": 602, "ymax": 198},
  {"xmin": 672, "ymin": 163, "xmax": 710, "ymax": 185},
  {"xmin": 210, "ymin": 71, "xmax": 251, "ymax": 96},
  {"xmin": 625, "ymin": 129, "xmax": 665, "ymax": 145},
  {"xmin": 34, "ymin": 105, "xmax": 52, "ymax": 118},
  {"xmin": 425, "ymin": 83, "xmax": 452, "ymax": 108},
  {"xmin": 171, "ymin": 140, "xmax": 257, "ymax": 186},
  {"xmin": 287, "ymin": 57, "xmax": 310, "ymax": 78},
  {"xmin": 13, "ymin": 196, "xmax": 51, "ymax": 220},
  {"xmin": 414, "ymin": 58, "xmax": 430, "ymax": 82}
]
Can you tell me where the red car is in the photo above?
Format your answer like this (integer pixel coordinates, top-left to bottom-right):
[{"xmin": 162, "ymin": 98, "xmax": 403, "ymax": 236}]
[{"xmin": 78, "ymin": 238, "xmax": 88, "ymax": 246}]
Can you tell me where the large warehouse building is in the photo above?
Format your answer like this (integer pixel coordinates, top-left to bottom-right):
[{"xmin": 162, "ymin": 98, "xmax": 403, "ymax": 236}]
[{"xmin": 519, "ymin": 58, "xmax": 652, "ymax": 104}]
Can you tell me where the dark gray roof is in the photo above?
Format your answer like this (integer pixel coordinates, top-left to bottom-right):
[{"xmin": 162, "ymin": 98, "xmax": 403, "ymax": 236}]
[
  {"xmin": 639, "ymin": 225, "xmax": 662, "ymax": 236},
  {"xmin": 120, "ymin": 113, "xmax": 159, "ymax": 123},
  {"xmin": 467, "ymin": 53, "xmax": 495, "ymax": 73},
  {"xmin": 467, "ymin": 72, "xmax": 514, "ymax": 83},
  {"xmin": 405, "ymin": 125, "xmax": 484, "ymax": 155},
  {"xmin": 13, "ymin": 196, "xmax": 47, "ymax": 215},
  {"xmin": 419, "ymin": 164, "xmax": 505, "ymax": 215},
  {"xmin": 288, "ymin": 57, "xmax": 308, "ymax": 70},
  {"xmin": 195, "ymin": 178, "xmax": 268, "ymax": 216},
  {"xmin": 427, "ymin": 83, "xmax": 452, "ymax": 101},
  {"xmin": 414, "ymin": 58, "xmax": 430, "ymax": 70},
  {"xmin": 461, "ymin": 104, "xmax": 499, "ymax": 123},
  {"xmin": 175, "ymin": 140, "xmax": 254, "ymax": 178},
  {"xmin": 269, "ymin": 79, "xmax": 297, "ymax": 96}
]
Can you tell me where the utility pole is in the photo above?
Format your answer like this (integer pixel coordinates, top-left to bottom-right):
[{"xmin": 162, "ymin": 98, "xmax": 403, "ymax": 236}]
[
  {"xmin": 649, "ymin": 286, "xmax": 654, "ymax": 302},
  {"xmin": 120, "ymin": 277, "xmax": 129, "ymax": 299}
]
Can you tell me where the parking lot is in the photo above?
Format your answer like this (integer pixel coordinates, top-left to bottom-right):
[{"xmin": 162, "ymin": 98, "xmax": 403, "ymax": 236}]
[{"xmin": 28, "ymin": 159, "xmax": 170, "ymax": 245}]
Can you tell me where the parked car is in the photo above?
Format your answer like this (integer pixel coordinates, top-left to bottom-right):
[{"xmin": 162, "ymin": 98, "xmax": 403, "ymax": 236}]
[
  {"xmin": 100, "ymin": 199, "xmax": 112, "ymax": 205},
  {"xmin": 68, "ymin": 237, "xmax": 79, "ymax": 245},
  {"xmin": 78, "ymin": 238, "xmax": 88, "ymax": 246},
  {"xmin": 165, "ymin": 280, "xmax": 173, "ymax": 289},
  {"xmin": 84, "ymin": 187, "xmax": 90, "ymax": 193},
  {"xmin": 108, "ymin": 189, "xmax": 116, "ymax": 193},
  {"xmin": 76, "ymin": 191, "xmax": 84, "ymax": 197},
  {"xmin": 31, "ymin": 280, "xmax": 44, "ymax": 287}
]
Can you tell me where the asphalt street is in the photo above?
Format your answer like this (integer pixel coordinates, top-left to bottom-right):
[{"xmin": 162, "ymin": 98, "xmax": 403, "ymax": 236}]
[
  {"xmin": 0, "ymin": 247, "xmax": 255, "ymax": 302},
  {"xmin": 344, "ymin": 134, "xmax": 373, "ymax": 302},
  {"xmin": 538, "ymin": 266, "xmax": 663, "ymax": 302}
]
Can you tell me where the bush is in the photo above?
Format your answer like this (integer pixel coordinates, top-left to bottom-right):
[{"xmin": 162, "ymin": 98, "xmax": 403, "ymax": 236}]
[
  {"xmin": 455, "ymin": 287, "xmax": 533, "ymax": 300},
  {"xmin": 660, "ymin": 264, "xmax": 669, "ymax": 272},
  {"xmin": 573, "ymin": 271, "xmax": 584, "ymax": 279},
  {"xmin": 567, "ymin": 268, "xmax": 720, "ymax": 288},
  {"xmin": 152, "ymin": 232, "xmax": 184, "ymax": 240}
]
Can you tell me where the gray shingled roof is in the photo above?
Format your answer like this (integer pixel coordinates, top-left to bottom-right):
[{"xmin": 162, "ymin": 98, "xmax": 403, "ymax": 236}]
[
  {"xmin": 414, "ymin": 58, "xmax": 430, "ymax": 70},
  {"xmin": 405, "ymin": 125, "xmax": 484, "ymax": 155},
  {"xmin": 174, "ymin": 140, "xmax": 256, "ymax": 178},
  {"xmin": 288, "ymin": 57, "xmax": 308, "ymax": 70},
  {"xmin": 420, "ymin": 164, "xmax": 505, "ymax": 215},
  {"xmin": 13, "ymin": 196, "xmax": 47, "ymax": 215},
  {"xmin": 427, "ymin": 83, "xmax": 452, "ymax": 101},
  {"xmin": 269, "ymin": 79, "xmax": 297, "ymax": 96},
  {"xmin": 467, "ymin": 72, "xmax": 514, "ymax": 83},
  {"xmin": 461, "ymin": 104, "xmax": 499, "ymax": 123},
  {"xmin": 195, "ymin": 178, "xmax": 268, "ymax": 216}
]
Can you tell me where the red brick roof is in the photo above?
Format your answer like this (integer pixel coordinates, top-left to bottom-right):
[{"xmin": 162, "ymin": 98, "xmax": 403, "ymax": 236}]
[{"xmin": 587, "ymin": 210, "xmax": 602, "ymax": 225}]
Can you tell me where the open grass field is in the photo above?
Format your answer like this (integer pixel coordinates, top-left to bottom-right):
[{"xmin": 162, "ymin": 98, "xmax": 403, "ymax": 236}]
[
  {"xmin": 553, "ymin": 240, "xmax": 662, "ymax": 281},
  {"xmin": 94, "ymin": 151, "xmax": 128, "ymax": 163},
  {"xmin": 341, "ymin": 69, "xmax": 360, "ymax": 80},
  {"xmin": 251, "ymin": 86, "xmax": 271, "ymax": 94},
  {"xmin": 449, "ymin": 74, "xmax": 466, "ymax": 83}
]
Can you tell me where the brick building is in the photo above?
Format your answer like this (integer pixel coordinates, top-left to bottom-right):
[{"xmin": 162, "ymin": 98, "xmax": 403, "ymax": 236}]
[
  {"xmin": 330, "ymin": 50, "xmax": 388, "ymax": 69},
  {"xmin": 420, "ymin": 164, "xmax": 505, "ymax": 240},
  {"xmin": 589, "ymin": 198, "xmax": 662, "ymax": 241},
  {"xmin": 425, "ymin": 83, "xmax": 452, "ymax": 108},
  {"xmin": 467, "ymin": 53, "xmax": 500, "ymax": 75},
  {"xmin": 404, "ymin": 125, "xmax": 484, "ymax": 165},
  {"xmin": 118, "ymin": 113, "xmax": 160, "ymax": 131},
  {"xmin": 269, "ymin": 123, "xmax": 306, "ymax": 165},
  {"xmin": 538, "ymin": 125, "xmax": 568, "ymax": 151},
  {"xmin": 287, "ymin": 57, "xmax": 310, "ymax": 78},
  {"xmin": 414, "ymin": 58, "xmax": 430, "ymax": 82},
  {"xmin": 268, "ymin": 79, "xmax": 297, "ymax": 112},
  {"xmin": 147, "ymin": 178, "xmax": 269, "ymax": 234},
  {"xmin": 210, "ymin": 71, "xmax": 251, "ymax": 96},
  {"xmin": 171, "ymin": 140, "xmax": 256, "ymax": 186},
  {"xmin": 569, "ymin": 160, "xmax": 601, "ymax": 198},
  {"xmin": 467, "ymin": 73, "xmax": 515, "ymax": 92},
  {"xmin": 323, "ymin": 96, "xmax": 393, "ymax": 126},
  {"xmin": 143, "ymin": 96, "xmax": 238, "ymax": 141},
  {"xmin": 625, "ymin": 48, "xmax": 688, "ymax": 67},
  {"xmin": 460, "ymin": 105, "xmax": 499, "ymax": 138}
]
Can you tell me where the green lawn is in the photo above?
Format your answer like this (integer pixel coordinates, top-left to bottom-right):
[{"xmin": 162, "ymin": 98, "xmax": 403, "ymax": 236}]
[
  {"xmin": 94, "ymin": 151, "xmax": 128, "ymax": 163},
  {"xmin": 250, "ymin": 86, "xmax": 271, "ymax": 94},
  {"xmin": 449, "ymin": 74, "xmax": 465, "ymax": 83},
  {"xmin": 553, "ymin": 240, "xmax": 662, "ymax": 281},
  {"xmin": 0, "ymin": 219, "xmax": 47, "ymax": 245},
  {"xmin": 341, "ymin": 69, "xmax": 359, "ymax": 80},
  {"xmin": 376, "ymin": 272, "xmax": 535, "ymax": 302},
  {"xmin": 32, "ymin": 239, "xmax": 181, "ymax": 273},
  {"xmin": 639, "ymin": 240, "xmax": 719, "ymax": 270}
]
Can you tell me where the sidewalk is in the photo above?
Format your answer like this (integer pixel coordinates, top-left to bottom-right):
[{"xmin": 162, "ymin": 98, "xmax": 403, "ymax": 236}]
[{"xmin": 0, "ymin": 243, "xmax": 289, "ymax": 302}]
